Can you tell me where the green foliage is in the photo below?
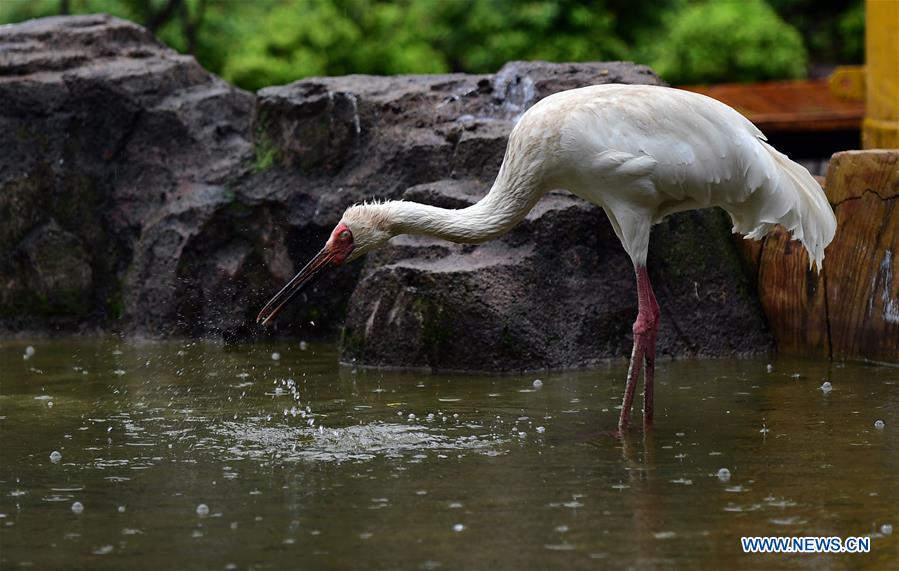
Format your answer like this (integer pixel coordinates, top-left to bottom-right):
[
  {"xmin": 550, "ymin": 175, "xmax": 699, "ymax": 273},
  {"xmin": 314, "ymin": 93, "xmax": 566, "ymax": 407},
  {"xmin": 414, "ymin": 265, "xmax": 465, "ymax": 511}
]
[
  {"xmin": 427, "ymin": 0, "xmax": 629, "ymax": 74},
  {"xmin": 650, "ymin": 0, "xmax": 808, "ymax": 85},
  {"xmin": 836, "ymin": 1, "xmax": 864, "ymax": 62},
  {"xmin": 222, "ymin": 0, "xmax": 631, "ymax": 91},
  {"xmin": 224, "ymin": 0, "xmax": 448, "ymax": 91},
  {"xmin": 768, "ymin": 0, "xmax": 863, "ymax": 64},
  {"xmin": 0, "ymin": 0, "xmax": 864, "ymax": 89}
]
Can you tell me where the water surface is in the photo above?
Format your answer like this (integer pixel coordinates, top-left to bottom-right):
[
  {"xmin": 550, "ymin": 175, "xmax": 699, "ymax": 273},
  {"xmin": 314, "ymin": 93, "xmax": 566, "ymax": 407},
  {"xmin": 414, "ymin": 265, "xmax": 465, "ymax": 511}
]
[{"xmin": 1, "ymin": 339, "xmax": 897, "ymax": 569}]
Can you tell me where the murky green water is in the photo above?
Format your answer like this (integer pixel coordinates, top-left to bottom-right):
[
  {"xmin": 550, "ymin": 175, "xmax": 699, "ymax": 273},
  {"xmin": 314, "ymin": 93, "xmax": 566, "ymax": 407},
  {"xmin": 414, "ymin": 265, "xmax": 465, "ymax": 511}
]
[{"xmin": 0, "ymin": 339, "xmax": 896, "ymax": 570}]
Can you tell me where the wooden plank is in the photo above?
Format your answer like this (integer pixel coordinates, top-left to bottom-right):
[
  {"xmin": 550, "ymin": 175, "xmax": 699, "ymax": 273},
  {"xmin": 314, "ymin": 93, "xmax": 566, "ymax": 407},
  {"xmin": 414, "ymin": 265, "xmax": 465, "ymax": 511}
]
[{"xmin": 682, "ymin": 80, "xmax": 864, "ymax": 133}]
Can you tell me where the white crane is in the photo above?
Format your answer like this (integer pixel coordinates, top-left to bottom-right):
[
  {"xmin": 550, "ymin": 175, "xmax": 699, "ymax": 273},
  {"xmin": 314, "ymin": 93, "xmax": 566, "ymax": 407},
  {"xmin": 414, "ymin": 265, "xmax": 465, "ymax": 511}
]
[{"xmin": 257, "ymin": 84, "xmax": 837, "ymax": 432}]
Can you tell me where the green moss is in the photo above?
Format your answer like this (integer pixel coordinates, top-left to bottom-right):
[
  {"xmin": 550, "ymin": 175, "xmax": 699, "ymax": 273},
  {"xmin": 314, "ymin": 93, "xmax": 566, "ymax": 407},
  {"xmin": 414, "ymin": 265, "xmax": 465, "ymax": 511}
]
[
  {"xmin": 225, "ymin": 201, "xmax": 254, "ymax": 218},
  {"xmin": 340, "ymin": 326, "xmax": 364, "ymax": 356},
  {"xmin": 497, "ymin": 325, "xmax": 517, "ymax": 356},
  {"xmin": 416, "ymin": 295, "xmax": 454, "ymax": 367},
  {"xmin": 253, "ymin": 134, "xmax": 281, "ymax": 172},
  {"xmin": 251, "ymin": 110, "xmax": 282, "ymax": 172},
  {"xmin": 106, "ymin": 282, "xmax": 124, "ymax": 320},
  {"xmin": 51, "ymin": 287, "xmax": 91, "ymax": 316}
]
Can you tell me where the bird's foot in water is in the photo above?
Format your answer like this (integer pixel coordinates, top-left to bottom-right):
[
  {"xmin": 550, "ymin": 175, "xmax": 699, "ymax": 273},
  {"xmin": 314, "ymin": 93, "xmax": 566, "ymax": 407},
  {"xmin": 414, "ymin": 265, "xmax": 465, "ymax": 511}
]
[
  {"xmin": 618, "ymin": 267, "xmax": 659, "ymax": 432},
  {"xmin": 617, "ymin": 329, "xmax": 657, "ymax": 432},
  {"xmin": 618, "ymin": 322, "xmax": 659, "ymax": 432}
]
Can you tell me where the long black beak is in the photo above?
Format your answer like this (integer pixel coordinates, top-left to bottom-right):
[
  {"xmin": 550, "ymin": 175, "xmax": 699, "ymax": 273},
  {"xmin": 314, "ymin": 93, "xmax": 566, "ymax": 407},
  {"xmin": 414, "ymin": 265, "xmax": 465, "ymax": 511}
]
[{"xmin": 256, "ymin": 246, "xmax": 334, "ymax": 326}]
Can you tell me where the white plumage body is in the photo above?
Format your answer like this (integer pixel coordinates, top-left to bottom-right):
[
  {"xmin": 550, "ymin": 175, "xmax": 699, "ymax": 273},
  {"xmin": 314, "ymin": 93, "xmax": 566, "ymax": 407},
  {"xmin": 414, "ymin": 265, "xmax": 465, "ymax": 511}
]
[
  {"xmin": 352, "ymin": 84, "xmax": 836, "ymax": 268},
  {"xmin": 502, "ymin": 84, "xmax": 835, "ymax": 266},
  {"xmin": 364, "ymin": 84, "xmax": 835, "ymax": 270}
]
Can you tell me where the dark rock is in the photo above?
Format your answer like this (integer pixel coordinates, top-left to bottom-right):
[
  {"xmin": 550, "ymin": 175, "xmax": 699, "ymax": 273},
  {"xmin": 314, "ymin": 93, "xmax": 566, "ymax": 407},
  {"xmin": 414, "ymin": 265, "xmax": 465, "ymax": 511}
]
[
  {"xmin": 341, "ymin": 182, "xmax": 773, "ymax": 371},
  {"xmin": 0, "ymin": 14, "xmax": 254, "ymax": 334},
  {"xmin": 12, "ymin": 219, "xmax": 93, "ymax": 316},
  {"xmin": 491, "ymin": 60, "xmax": 660, "ymax": 115}
]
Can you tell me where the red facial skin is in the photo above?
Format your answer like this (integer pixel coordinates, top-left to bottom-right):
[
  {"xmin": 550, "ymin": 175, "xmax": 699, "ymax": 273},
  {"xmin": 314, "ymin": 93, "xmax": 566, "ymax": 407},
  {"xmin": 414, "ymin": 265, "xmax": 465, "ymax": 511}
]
[{"xmin": 328, "ymin": 223, "xmax": 355, "ymax": 265}]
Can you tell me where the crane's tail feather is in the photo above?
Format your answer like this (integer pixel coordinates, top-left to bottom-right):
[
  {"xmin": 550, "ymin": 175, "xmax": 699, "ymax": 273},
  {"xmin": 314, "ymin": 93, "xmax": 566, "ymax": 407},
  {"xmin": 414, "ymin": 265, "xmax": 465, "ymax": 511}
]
[{"xmin": 739, "ymin": 143, "xmax": 836, "ymax": 272}]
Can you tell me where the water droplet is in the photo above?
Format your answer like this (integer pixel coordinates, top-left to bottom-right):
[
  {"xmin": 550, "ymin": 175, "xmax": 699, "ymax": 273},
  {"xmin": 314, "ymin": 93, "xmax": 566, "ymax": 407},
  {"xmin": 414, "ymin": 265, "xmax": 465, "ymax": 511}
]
[
  {"xmin": 71, "ymin": 501, "xmax": 84, "ymax": 514},
  {"xmin": 717, "ymin": 468, "xmax": 731, "ymax": 481},
  {"xmin": 452, "ymin": 523, "xmax": 465, "ymax": 532},
  {"xmin": 820, "ymin": 381, "xmax": 832, "ymax": 393},
  {"xmin": 874, "ymin": 420, "xmax": 885, "ymax": 430},
  {"xmin": 532, "ymin": 379, "xmax": 544, "ymax": 389},
  {"xmin": 196, "ymin": 504, "xmax": 209, "ymax": 517},
  {"xmin": 271, "ymin": 352, "xmax": 281, "ymax": 361},
  {"xmin": 49, "ymin": 451, "xmax": 61, "ymax": 463}
]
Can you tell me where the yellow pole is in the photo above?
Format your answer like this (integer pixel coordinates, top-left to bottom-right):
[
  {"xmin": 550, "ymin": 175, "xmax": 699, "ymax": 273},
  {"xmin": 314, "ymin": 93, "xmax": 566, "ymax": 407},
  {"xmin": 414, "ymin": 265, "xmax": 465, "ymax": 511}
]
[{"xmin": 863, "ymin": 0, "xmax": 899, "ymax": 149}]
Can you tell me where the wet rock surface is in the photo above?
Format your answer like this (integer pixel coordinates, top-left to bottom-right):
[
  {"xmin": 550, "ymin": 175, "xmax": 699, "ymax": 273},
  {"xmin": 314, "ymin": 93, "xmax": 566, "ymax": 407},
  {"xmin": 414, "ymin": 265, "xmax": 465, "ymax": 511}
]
[
  {"xmin": 0, "ymin": 15, "xmax": 773, "ymax": 368},
  {"xmin": 0, "ymin": 14, "xmax": 254, "ymax": 334}
]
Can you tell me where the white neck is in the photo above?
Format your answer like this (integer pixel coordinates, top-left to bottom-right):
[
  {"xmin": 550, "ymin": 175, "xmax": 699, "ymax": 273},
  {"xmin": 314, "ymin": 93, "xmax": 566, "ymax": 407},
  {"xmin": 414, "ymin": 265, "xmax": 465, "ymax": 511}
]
[{"xmin": 382, "ymin": 160, "xmax": 546, "ymax": 244}]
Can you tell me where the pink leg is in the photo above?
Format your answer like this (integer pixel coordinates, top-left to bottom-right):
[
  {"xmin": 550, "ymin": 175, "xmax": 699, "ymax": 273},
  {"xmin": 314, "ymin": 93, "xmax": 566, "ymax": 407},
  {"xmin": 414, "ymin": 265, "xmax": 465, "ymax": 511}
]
[{"xmin": 618, "ymin": 265, "xmax": 660, "ymax": 431}]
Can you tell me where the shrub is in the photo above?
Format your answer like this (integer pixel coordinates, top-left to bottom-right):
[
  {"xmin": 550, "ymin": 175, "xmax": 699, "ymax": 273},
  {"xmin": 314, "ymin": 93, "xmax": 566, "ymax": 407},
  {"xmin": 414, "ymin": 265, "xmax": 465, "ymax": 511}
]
[
  {"xmin": 650, "ymin": 0, "xmax": 808, "ymax": 85},
  {"xmin": 223, "ymin": 0, "xmax": 449, "ymax": 91}
]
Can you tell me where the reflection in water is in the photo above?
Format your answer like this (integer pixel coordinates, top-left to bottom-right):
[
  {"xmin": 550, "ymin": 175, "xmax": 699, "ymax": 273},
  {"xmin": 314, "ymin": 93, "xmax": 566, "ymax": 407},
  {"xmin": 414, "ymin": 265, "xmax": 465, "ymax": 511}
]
[{"xmin": 0, "ymin": 339, "xmax": 896, "ymax": 570}]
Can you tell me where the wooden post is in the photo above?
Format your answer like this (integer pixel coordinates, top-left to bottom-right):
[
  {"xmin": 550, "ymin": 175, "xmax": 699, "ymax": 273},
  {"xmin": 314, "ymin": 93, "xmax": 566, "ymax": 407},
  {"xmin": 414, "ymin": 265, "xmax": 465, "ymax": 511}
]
[{"xmin": 749, "ymin": 151, "xmax": 899, "ymax": 364}]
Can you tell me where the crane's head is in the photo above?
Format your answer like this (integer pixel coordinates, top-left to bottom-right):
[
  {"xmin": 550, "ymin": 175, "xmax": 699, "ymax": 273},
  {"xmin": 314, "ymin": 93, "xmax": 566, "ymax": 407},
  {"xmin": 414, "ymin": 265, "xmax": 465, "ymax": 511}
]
[{"xmin": 256, "ymin": 204, "xmax": 392, "ymax": 326}]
